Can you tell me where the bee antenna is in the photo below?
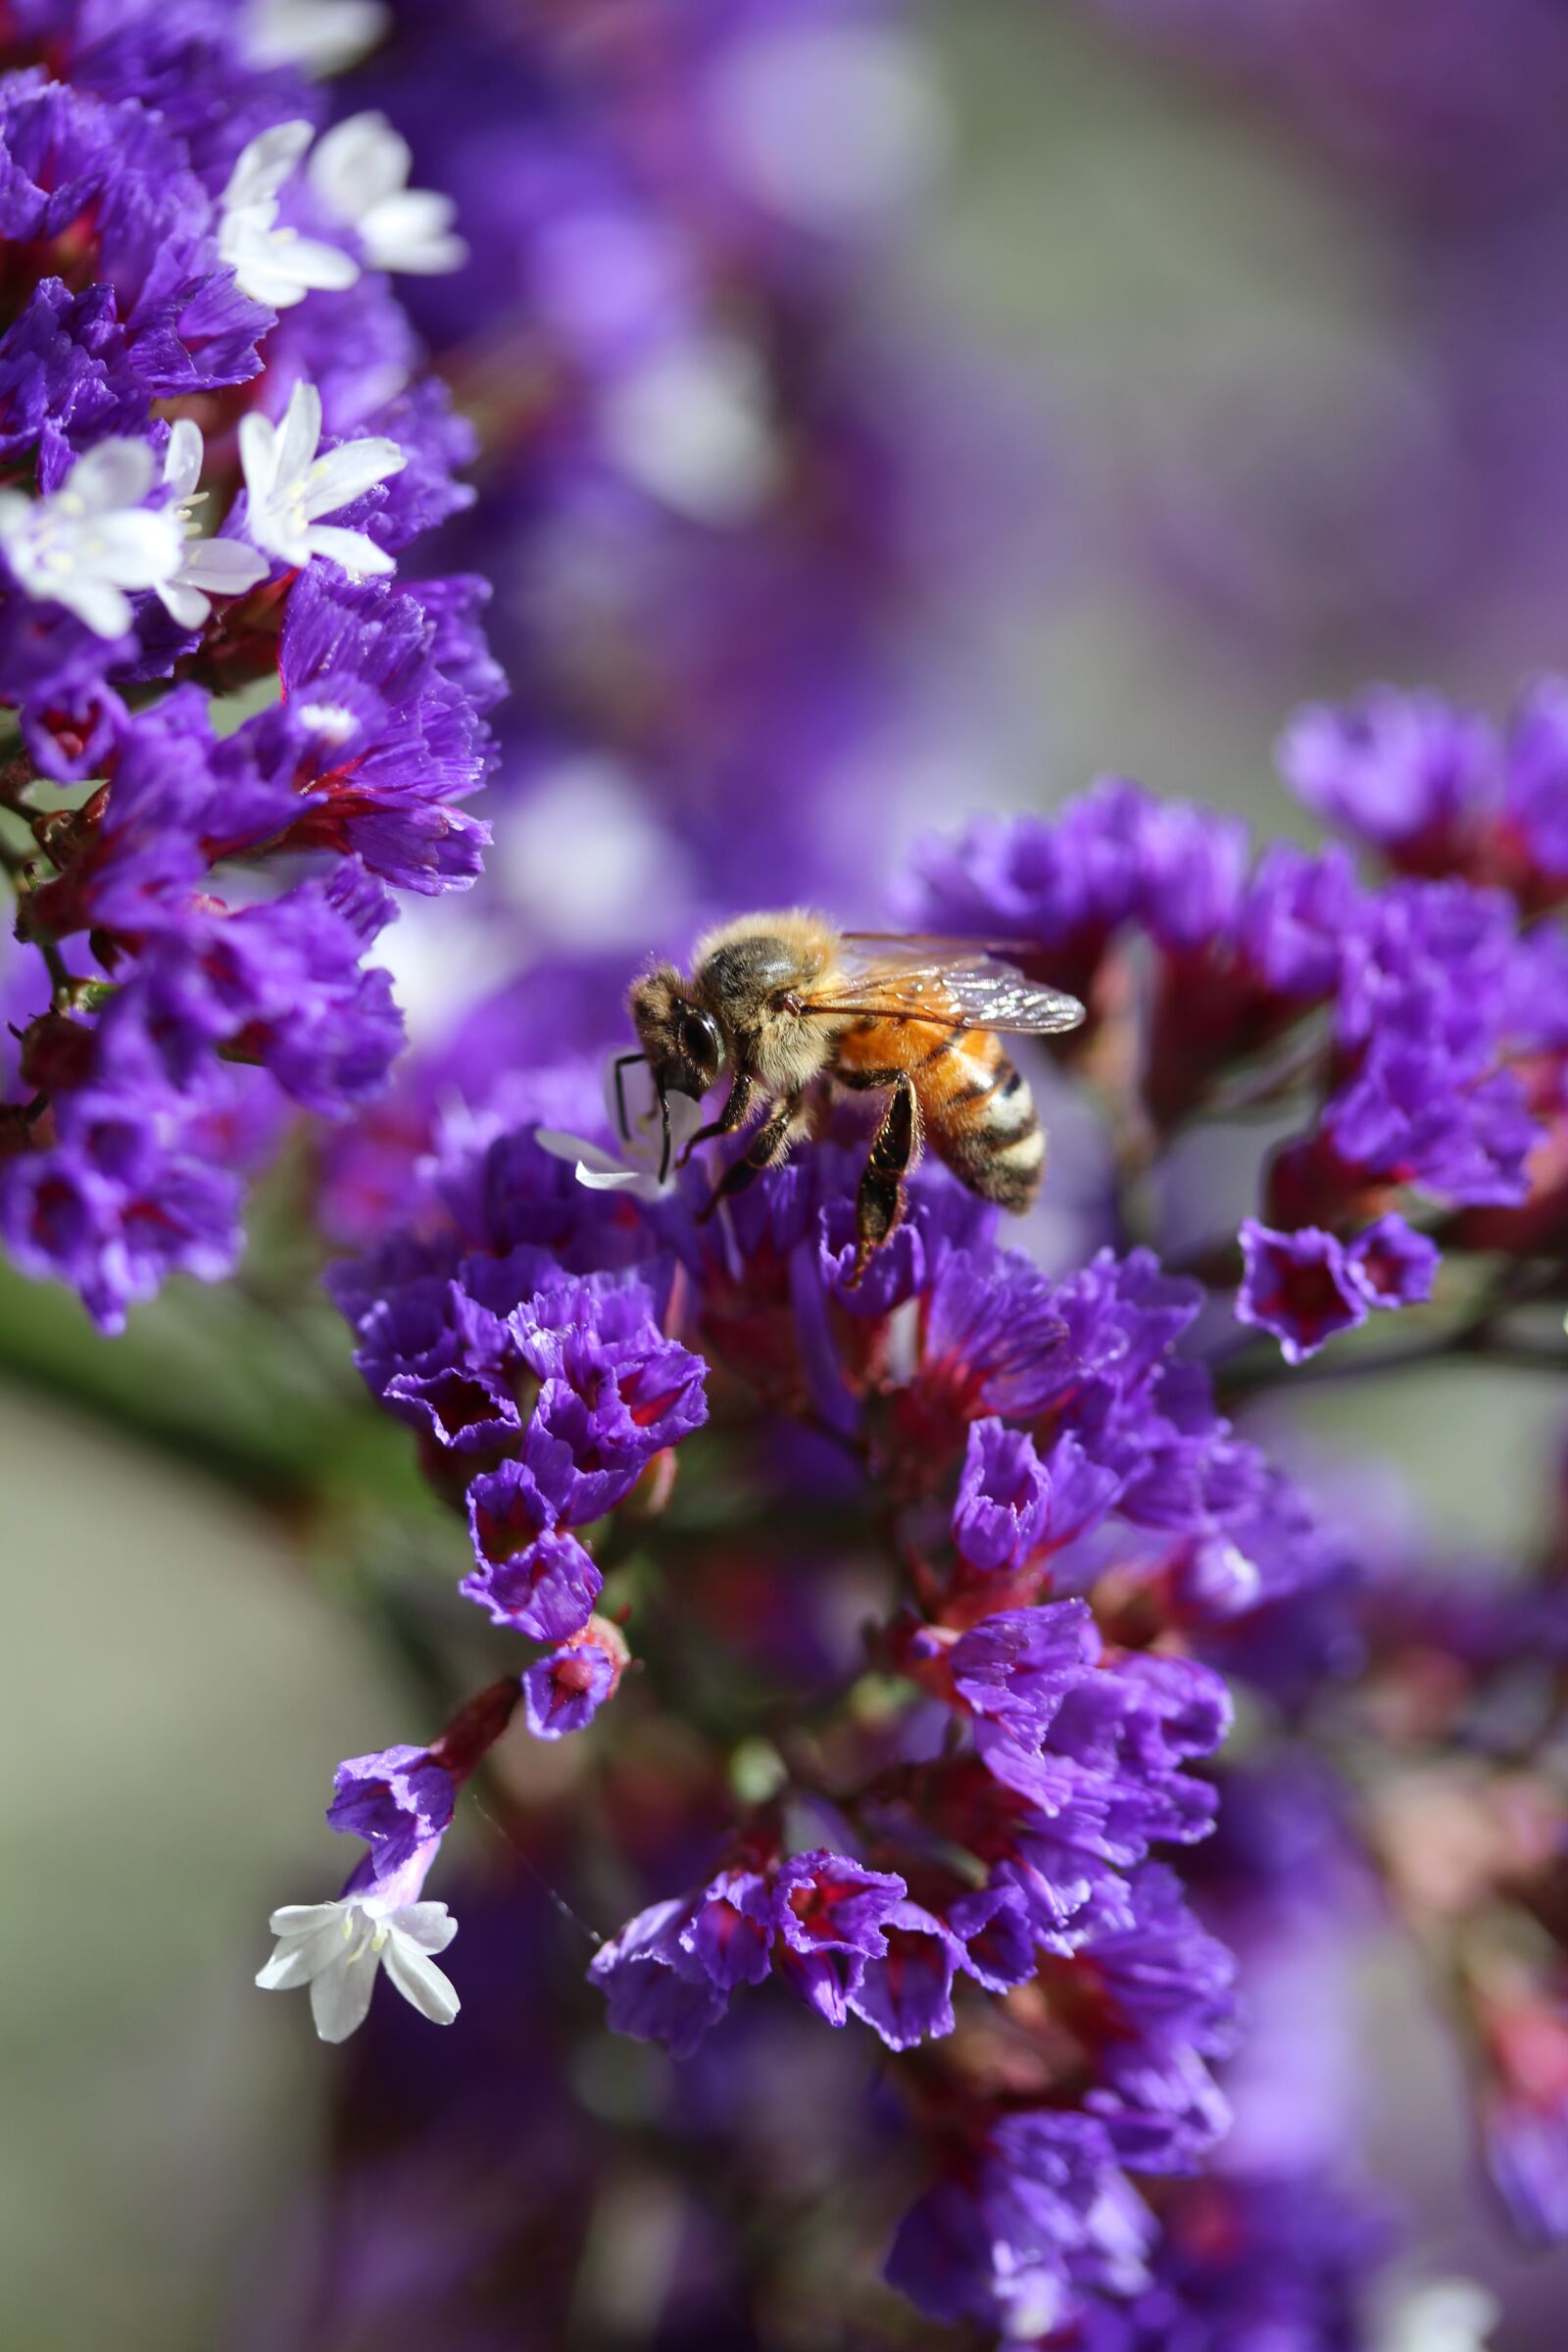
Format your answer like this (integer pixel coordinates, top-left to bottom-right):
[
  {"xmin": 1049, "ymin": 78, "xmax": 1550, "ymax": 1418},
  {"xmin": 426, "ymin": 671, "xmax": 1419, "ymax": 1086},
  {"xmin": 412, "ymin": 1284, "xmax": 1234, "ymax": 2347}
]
[{"xmin": 612, "ymin": 1051, "xmax": 645, "ymax": 1145}]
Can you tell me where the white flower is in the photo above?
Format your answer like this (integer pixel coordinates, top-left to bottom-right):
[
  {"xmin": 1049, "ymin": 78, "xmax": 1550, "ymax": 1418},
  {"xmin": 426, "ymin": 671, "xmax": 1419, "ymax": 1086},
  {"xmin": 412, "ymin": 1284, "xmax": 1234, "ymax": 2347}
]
[
  {"xmin": 1375, "ymin": 2278, "xmax": 1498, "ymax": 2352},
  {"xmin": 155, "ymin": 419, "xmax": 270, "ymax": 630},
  {"xmin": 238, "ymin": 379, "xmax": 406, "ymax": 579},
  {"xmin": 0, "ymin": 439, "xmax": 183, "ymax": 638},
  {"xmin": 309, "ymin": 112, "xmax": 467, "ymax": 276},
  {"xmin": 537, "ymin": 1054, "xmax": 705, "ymax": 1200},
  {"xmin": 245, "ymin": 0, "xmax": 388, "ymax": 76},
  {"xmin": 256, "ymin": 1889, "xmax": 460, "ymax": 2042},
  {"xmin": 219, "ymin": 122, "xmax": 361, "ymax": 310},
  {"xmin": 599, "ymin": 338, "xmax": 779, "ymax": 525}
]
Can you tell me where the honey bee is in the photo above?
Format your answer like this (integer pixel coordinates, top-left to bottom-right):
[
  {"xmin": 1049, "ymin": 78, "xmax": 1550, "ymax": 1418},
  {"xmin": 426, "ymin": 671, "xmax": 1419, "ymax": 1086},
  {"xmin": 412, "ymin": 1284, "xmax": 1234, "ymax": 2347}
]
[{"xmin": 622, "ymin": 910, "xmax": 1085, "ymax": 1275}]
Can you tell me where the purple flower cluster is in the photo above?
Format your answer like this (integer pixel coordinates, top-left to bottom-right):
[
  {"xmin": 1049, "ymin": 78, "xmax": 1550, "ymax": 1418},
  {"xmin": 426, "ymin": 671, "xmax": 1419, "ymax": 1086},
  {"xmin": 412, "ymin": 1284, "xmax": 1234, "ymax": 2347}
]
[
  {"xmin": 305, "ymin": 1036, "xmax": 1402, "ymax": 2338},
  {"xmin": 0, "ymin": 5, "xmax": 499, "ymax": 1328},
  {"xmin": 1280, "ymin": 681, "xmax": 1568, "ymax": 905},
  {"xmin": 906, "ymin": 729, "xmax": 1566, "ymax": 1360},
  {"xmin": 334, "ymin": 1242, "xmax": 708, "ymax": 1648}
]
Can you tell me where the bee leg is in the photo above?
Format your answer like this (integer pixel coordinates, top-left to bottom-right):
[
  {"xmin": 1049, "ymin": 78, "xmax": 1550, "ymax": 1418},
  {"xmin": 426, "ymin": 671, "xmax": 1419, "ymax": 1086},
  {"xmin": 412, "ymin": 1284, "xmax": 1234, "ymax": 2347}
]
[
  {"xmin": 612, "ymin": 1052, "xmax": 647, "ymax": 1144},
  {"xmin": 678, "ymin": 1071, "xmax": 757, "ymax": 1168},
  {"xmin": 850, "ymin": 1075, "xmax": 919, "ymax": 1287},
  {"xmin": 696, "ymin": 1092, "xmax": 807, "ymax": 1224}
]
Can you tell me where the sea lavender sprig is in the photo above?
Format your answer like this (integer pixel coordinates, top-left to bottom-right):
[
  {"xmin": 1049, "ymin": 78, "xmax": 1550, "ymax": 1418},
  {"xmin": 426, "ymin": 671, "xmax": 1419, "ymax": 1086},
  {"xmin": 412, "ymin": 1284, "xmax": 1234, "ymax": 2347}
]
[
  {"xmin": 304, "ymin": 1068, "xmax": 1340, "ymax": 2334},
  {"xmin": 272, "ymin": 676, "xmax": 1568, "ymax": 2337},
  {"xmin": 0, "ymin": 4, "xmax": 499, "ymax": 1330}
]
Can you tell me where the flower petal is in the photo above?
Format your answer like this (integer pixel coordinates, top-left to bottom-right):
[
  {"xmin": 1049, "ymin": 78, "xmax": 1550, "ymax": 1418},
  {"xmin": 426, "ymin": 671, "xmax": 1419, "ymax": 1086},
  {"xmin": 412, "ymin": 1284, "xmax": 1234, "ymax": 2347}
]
[
  {"xmin": 164, "ymin": 418, "xmax": 204, "ymax": 499},
  {"xmin": 223, "ymin": 120, "xmax": 314, "ymax": 211},
  {"xmin": 311, "ymin": 112, "xmax": 411, "ymax": 216},
  {"xmin": 268, "ymin": 1901, "xmax": 342, "ymax": 1936},
  {"xmin": 390, "ymin": 1900, "xmax": 458, "ymax": 1954},
  {"xmin": 179, "ymin": 539, "xmax": 270, "ymax": 596},
  {"xmin": 309, "ymin": 1950, "xmax": 379, "ymax": 2041},
  {"xmin": 256, "ymin": 1921, "xmax": 343, "ymax": 1990},
  {"xmin": 64, "ymin": 438, "xmax": 156, "ymax": 514},
  {"xmin": 275, "ymin": 235, "xmax": 362, "ymax": 297},
  {"xmin": 277, "ymin": 381, "xmax": 324, "ymax": 488},
  {"xmin": 303, "ymin": 436, "xmax": 408, "ymax": 516},
  {"xmin": 237, "ymin": 411, "xmax": 281, "ymax": 506},
  {"xmin": 381, "ymin": 1930, "xmax": 461, "ymax": 2025},
  {"xmin": 304, "ymin": 522, "xmax": 396, "ymax": 578},
  {"xmin": 158, "ymin": 580, "xmax": 212, "ymax": 630}
]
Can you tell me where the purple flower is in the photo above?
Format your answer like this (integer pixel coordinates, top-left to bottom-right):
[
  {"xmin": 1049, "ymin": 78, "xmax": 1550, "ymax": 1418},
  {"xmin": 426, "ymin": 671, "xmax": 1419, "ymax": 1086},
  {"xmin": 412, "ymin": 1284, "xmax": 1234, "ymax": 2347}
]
[
  {"xmin": 1279, "ymin": 687, "xmax": 1499, "ymax": 872},
  {"xmin": 920, "ymin": 1247, "xmax": 1071, "ymax": 1418},
  {"xmin": 1235, "ymin": 839, "xmax": 1363, "ymax": 999},
  {"xmin": 591, "ymin": 1848, "xmax": 908, "ymax": 2054},
  {"xmin": 328, "ymin": 1743, "xmax": 458, "ymax": 1885},
  {"xmin": 948, "ymin": 1882, "xmax": 1040, "ymax": 1993},
  {"xmin": 952, "ymin": 1418, "xmax": 1052, "ymax": 1573},
  {"xmin": 0, "ymin": 1089, "xmax": 239, "ymax": 1333},
  {"xmin": 520, "ymin": 1619, "xmax": 627, "ymax": 1740},
  {"xmin": 463, "ymin": 1458, "xmax": 602, "ymax": 1641},
  {"xmin": 510, "ymin": 1271, "xmax": 710, "ymax": 1513},
  {"xmin": 1506, "ymin": 679, "xmax": 1568, "ymax": 895},
  {"xmin": 1236, "ymin": 1221, "xmax": 1368, "ymax": 1363},
  {"xmin": 847, "ymin": 1901, "xmax": 965, "ymax": 2051},
  {"xmin": 886, "ymin": 2109, "xmax": 1154, "ymax": 2336},
  {"xmin": 0, "ymin": 73, "xmax": 271, "ymax": 396},
  {"xmin": 771, "ymin": 1849, "xmax": 907, "ymax": 2028},
  {"xmin": 678, "ymin": 1869, "xmax": 776, "ymax": 1991},
  {"xmin": 1345, "ymin": 1212, "xmax": 1440, "ymax": 1310},
  {"xmin": 1280, "ymin": 677, "xmax": 1568, "ymax": 907},
  {"xmin": 587, "ymin": 1898, "xmax": 729, "ymax": 2062},
  {"xmin": 266, "ymin": 566, "xmax": 496, "ymax": 894},
  {"xmin": 950, "ymin": 1599, "xmax": 1101, "ymax": 1748}
]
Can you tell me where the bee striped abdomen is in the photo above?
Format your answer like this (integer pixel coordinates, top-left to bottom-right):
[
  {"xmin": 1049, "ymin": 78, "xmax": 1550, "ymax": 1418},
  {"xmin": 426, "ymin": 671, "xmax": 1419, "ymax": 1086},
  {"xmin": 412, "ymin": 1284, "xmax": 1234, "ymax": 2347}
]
[{"xmin": 920, "ymin": 1030, "xmax": 1044, "ymax": 1213}]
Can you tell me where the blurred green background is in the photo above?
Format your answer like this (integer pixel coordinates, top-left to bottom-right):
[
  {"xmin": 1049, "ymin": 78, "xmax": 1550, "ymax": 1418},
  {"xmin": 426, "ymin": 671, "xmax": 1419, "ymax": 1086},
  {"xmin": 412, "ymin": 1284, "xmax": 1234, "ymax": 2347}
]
[{"xmin": 4, "ymin": 7, "xmax": 1563, "ymax": 2343}]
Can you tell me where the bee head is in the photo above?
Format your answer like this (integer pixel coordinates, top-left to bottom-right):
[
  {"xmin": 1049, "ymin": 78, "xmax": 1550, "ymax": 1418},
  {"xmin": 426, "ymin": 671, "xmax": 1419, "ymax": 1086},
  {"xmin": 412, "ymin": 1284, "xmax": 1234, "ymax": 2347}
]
[{"xmin": 628, "ymin": 966, "xmax": 725, "ymax": 1100}]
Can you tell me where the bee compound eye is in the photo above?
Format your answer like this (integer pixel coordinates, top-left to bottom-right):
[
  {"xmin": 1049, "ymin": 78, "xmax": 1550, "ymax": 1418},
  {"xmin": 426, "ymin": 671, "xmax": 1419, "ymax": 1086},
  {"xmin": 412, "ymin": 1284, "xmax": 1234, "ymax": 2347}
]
[{"xmin": 680, "ymin": 1010, "xmax": 719, "ymax": 1065}]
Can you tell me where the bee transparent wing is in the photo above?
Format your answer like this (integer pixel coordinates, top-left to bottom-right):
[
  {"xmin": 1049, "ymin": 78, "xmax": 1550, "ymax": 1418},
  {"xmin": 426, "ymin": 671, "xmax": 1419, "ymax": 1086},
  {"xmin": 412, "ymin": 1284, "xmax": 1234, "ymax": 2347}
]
[{"xmin": 801, "ymin": 939, "xmax": 1086, "ymax": 1036}]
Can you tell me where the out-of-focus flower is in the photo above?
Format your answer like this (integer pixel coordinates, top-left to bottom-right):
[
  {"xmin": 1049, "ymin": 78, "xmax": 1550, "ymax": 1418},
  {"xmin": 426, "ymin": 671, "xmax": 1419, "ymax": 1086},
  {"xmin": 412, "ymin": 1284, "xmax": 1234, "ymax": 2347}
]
[
  {"xmin": 245, "ymin": 0, "xmax": 389, "ymax": 77},
  {"xmin": 219, "ymin": 122, "xmax": 361, "ymax": 310},
  {"xmin": 309, "ymin": 112, "xmax": 467, "ymax": 275}
]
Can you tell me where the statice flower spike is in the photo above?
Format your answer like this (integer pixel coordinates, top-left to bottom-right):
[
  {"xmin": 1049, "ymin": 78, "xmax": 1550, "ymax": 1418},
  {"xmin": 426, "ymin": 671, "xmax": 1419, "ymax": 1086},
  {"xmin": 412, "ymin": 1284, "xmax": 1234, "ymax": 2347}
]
[
  {"xmin": 239, "ymin": 380, "xmax": 407, "ymax": 579},
  {"xmin": 220, "ymin": 122, "xmax": 362, "ymax": 310},
  {"xmin": 0, "ymin": 440, "xmax": 182, "ymax": 638},
  {"xmin": 309, "ymin": 114, "xmax": 468, "ymax": 275}
]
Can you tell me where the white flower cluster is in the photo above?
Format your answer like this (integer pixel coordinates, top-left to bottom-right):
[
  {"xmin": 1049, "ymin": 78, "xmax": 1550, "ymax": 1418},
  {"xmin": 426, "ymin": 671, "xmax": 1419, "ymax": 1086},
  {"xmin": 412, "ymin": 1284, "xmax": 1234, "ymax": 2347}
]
[
  {"xmin": 220, "ymin": 113, "xmax": 466, "ymax": 308},
  {"xmin": 0, "ymin": 383, "xmax": 407, "ymax": 639},
  {"xmin": 0, "ymin": 104, "xmax": 466, "ymax": 640}
]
